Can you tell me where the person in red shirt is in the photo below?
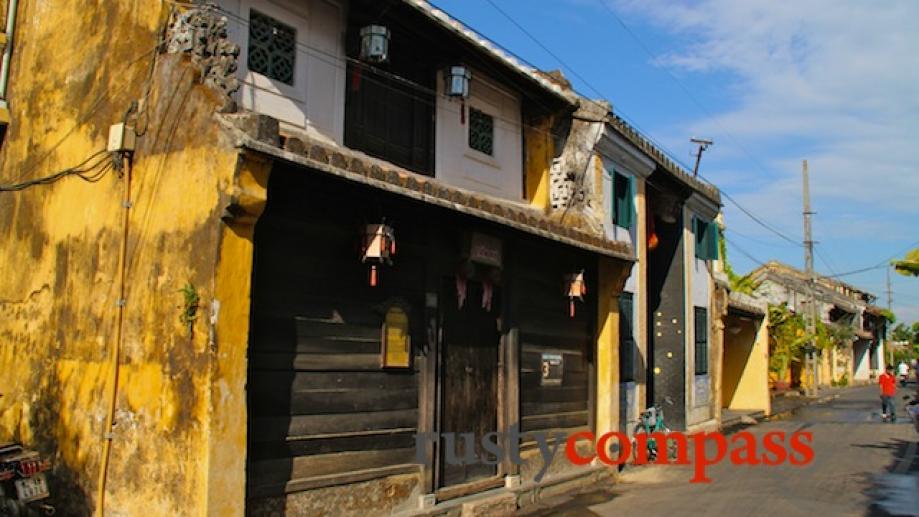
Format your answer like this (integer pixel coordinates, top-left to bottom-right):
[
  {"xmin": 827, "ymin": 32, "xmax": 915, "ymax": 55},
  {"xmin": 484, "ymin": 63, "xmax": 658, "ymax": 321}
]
[{"xmin": 879, "ymin": 365, "xmax": 897, "ymax": 422}]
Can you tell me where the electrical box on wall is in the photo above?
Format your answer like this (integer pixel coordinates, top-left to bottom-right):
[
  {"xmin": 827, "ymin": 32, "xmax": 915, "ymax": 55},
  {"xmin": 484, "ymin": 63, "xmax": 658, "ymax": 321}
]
[{"xmin": 107, "ymin": 123, "xmax": 135, "ymax": 153}]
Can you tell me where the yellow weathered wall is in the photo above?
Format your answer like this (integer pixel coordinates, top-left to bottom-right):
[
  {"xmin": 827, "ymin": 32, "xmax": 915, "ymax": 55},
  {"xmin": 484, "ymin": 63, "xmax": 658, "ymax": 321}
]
[
  {"xmin": 0, "ymin": 2, "xmax": 251, "ymax": 514},
  {"xmin": 523, "ymin": 116, "xmax": 553, "ymax": 211},
  {"xmin": 595, "ymin": 257, "xmax": 623, "ymax": 438},
  {"xmin": 722, "ymin": 313, "xmax": 771, "ymax": 414}
]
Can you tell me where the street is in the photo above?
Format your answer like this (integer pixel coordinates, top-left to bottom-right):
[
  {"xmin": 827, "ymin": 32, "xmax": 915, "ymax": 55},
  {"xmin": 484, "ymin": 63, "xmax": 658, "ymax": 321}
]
[{"xmin": 531, "ymin": 384, "xmax": 919, "ymax": 517}]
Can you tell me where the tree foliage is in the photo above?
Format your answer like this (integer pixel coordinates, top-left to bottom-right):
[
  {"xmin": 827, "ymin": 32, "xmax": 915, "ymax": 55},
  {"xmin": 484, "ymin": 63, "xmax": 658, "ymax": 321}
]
[
  {"xmin": 891, "ymin": 322, "xmax": 919, "ymax": 344},
  {"xmin": 768, "ymin": 304, "xmax": 809, "ymax": 380},
  {"xmin": 893, "ymin": 248, "xmax": 919, "ymax": 277}
]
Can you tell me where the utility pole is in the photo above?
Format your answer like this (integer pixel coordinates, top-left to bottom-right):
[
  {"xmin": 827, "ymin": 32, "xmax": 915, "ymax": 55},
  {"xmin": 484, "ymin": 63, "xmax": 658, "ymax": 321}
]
[
  {"xmin": 691, "ymin": 138, "xmax": 713, "ymax": 177},
  {"xmin": 886, "ymin": 265, "xmax": 893, "ymax": 367},
  {"xmin": 802, "ymin": 160, "xmax": 819, "ymax": 397}
]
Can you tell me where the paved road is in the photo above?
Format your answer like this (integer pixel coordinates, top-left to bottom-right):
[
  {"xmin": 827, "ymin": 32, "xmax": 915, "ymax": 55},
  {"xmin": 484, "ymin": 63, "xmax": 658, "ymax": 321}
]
[{"xmin": 530, "ymin": 384, "xmax": 919, "ymax": 517}]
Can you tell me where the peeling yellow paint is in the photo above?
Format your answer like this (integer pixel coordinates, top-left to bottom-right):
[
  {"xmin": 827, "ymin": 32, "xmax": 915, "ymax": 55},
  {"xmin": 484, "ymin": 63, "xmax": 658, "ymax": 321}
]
[
  {"xmin": 0, "ymin": 2, "xmax": 252, "ymax": 515},
  {"xmin": 524, "ymin": 116, "xmax": 553, "ymax": 211}
]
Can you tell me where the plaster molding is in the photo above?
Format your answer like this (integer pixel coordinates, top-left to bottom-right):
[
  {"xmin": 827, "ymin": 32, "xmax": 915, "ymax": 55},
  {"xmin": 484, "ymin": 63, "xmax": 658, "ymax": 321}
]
[
  {"xmin": 596, "ymin": 128, "xmax": 656, "ymax": 179},
  {"xmin": 685, "ymin": 192, "xmax": 720, "ymax": 221}
]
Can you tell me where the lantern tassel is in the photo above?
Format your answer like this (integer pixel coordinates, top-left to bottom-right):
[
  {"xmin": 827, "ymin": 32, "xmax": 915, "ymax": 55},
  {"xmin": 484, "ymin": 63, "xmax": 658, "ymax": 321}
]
[
  {"xmin": 460, "ymin": 100, "xmax": 465, "ymax": 125},
  {"xmin": 370, "ymin": 265, "xmax": 378, "ymax": 287},
  {"xmin": 569, "ymin": 299, "xmax": 575, "ymax": 318}
]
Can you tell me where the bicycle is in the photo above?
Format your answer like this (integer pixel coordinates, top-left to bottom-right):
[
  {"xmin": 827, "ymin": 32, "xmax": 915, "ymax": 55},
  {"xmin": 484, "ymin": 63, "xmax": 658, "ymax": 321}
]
[{"xmin": 631, "ymin": 399, "xmax": 678, "ymax": 463}]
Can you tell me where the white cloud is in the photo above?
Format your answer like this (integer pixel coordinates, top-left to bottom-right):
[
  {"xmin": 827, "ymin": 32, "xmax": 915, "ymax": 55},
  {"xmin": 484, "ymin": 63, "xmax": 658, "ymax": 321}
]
[{"xmin": 606, "ymin": 0, "xmax": 919, "ymax": 244}]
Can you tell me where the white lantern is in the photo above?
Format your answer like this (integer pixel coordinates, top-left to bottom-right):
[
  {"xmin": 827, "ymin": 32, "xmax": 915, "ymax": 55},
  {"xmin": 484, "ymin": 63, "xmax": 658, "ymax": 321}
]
[
  {"xmin": 361, "ymin": 223, "xmax": 396, "ymax": 287},
  {"xmin": 564, "ymin": 271, "xmax": 587, "ymax": 318},
  {"xmin": 445, "ymin": 65, "xmax": 471, "ymax": 98},
  {"xmin": 360, "ymin": 25, "xmax": 390, "ymax": 63}
]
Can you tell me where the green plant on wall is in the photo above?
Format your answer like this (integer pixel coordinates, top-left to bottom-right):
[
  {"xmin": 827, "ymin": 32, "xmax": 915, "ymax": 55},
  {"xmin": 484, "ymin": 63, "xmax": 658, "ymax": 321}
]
[
  {"xmin": 179, "ymin": 282, "xmax": 200, "ymax": 338},
  {"xmin": 768, "ymin": 303, "xmax": 810, "ymax": 383}
]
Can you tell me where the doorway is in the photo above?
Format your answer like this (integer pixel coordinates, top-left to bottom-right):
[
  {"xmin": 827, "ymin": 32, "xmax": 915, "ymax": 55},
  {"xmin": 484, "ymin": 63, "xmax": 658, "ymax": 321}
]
[{"xmin": 438, "ymin": 278, "xmax": 500, "ymax": 488}]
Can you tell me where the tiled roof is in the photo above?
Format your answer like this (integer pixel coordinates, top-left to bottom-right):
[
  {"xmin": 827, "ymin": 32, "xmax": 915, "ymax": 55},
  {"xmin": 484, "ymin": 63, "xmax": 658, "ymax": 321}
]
[
  {"xmin": 223, "ymin": 115, "xmax": 634, "ymax": 261},
  {"xmin": 607, "ymin": 113, "xmax": 721, "ymax": 203},
  {"xmin": 403, "ymin": 0, "xmax": 579, "ymax": 106}
]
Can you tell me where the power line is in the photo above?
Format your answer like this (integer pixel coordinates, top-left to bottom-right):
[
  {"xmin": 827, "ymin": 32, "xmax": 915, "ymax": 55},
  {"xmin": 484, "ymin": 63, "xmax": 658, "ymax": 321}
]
[
  {"xmin": 815, "ymin": 247, "xmax": 839, "ymax": 277},
  {"xmin": 478, "ymin": 0, "xmax": 713, "ymax": 180},
  {"xmin": 826, "ymin": 240, "xmax": 919, "ymax": 278},
  {"xmin": 0, "ymin": 151, "xmax": 113, "ymax": 191},
  {"xmin": 482, "ymin": 0, "xmax": 805, "ymax": 250},
  {"xmin": 591, "ymin": 0, "xmax": 787, "ymax": 200},
  {"xmin": 5, "ymin": 47, "xmax": 158, "ymax": 186},
  {"xmin": 722, "ymin": 235, "xmax": 766, "ymax": 268},
  {"xmin": 718, "ymin": 189, "xmax": 801, "ymax": 246}
]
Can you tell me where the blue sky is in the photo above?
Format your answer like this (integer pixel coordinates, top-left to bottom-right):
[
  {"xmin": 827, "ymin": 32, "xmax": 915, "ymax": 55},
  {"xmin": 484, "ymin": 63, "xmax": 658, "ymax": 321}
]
[{"xmin": 432, "ymin": 0, "xmax": 919, "ymax": 324}]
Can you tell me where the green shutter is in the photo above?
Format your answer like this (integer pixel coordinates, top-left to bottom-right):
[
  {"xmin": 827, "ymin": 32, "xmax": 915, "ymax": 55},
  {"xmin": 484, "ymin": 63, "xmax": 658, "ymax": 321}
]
[
  {"xmin": 694, "ymin": 218, "xmax": 719, "ymax": 260},
  {"xmin": 708, "ymin": 221, "xmax": 720, "ymax": 260},
  {"xmin": 613, "ymin": 172, "xmax": 635, "ymax": 229},
  {"xmin": 625, "ymin": 175, "xmax": 635, "ymax": 229},
  {"xmin": 694, "ymin": 217, "xmax": 706, "ymax": 259}
]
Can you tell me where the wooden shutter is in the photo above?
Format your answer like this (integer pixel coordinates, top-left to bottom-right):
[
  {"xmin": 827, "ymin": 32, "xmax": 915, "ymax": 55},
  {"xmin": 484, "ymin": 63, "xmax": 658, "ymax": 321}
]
[
  {"xmin": 694, "ymin": 307, "xmax": 708, "ymax": 375},
  {"xmin": 613, "ymin": 172, "xmax": 635, "ymax": 229}
]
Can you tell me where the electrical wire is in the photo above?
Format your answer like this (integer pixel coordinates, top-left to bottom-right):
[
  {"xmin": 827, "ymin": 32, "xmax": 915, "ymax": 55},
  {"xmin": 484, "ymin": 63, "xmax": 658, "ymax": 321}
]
[
  {"xmin": 191, "ymin": 0, "xmax": 809, "ymax": 260},
  {"xmin": 478, "ymin": 0, "xmax": 811, "ymax": 251},
  {"xmin": 590, "ymin": 0, "xmax": 797, "ymax": 209},
  {"xmin": 5, "ymin": 47, "xmax": 158, "ymax": 186},
  {"xmin": 815, "ymin": 247, "xmax": 839, "ymax": 277},
  {"xmin": 0, "ymin": 151, "xmax": 112, "ymax": 191},
  {"xmin": 721, "ymin": 235, "xmax": 766, "ymax": 268},
  {"xmin": 826, "ymin": 240, "xmax": 919, "ymax": 278}
]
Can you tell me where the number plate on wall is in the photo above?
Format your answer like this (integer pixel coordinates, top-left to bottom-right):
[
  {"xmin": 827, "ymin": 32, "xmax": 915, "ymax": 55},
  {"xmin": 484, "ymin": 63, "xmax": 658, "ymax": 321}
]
[{"xmin": 541, "ymin": 353, "xmax": 564, "ymax": 386}]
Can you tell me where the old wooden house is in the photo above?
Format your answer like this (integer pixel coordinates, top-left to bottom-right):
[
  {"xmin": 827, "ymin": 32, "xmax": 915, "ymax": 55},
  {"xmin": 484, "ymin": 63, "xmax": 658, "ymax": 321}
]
[{"xmin": 0, "ymin": 0, "xmax": 737, "ymax": 514}]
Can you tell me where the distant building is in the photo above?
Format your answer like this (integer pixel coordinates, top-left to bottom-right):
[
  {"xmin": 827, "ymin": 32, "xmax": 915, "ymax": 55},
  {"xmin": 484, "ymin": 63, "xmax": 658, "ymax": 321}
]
[{"xmin": 749, "ymin": 261, "xmax": 887, "ymax": 386}]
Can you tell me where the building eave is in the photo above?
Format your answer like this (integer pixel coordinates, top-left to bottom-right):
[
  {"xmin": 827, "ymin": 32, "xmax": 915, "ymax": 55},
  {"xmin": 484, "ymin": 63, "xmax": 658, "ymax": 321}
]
[
  {"xmin": 221, "ymin": 116, "xmax": 634, "ymax": 262},
  {"xmin": 605, "ymin": 113, "xmax": 721, "ymax": 204},
  {"xmin": 728, "ymin": 290, "xmax": 767, "ymax": 318}
]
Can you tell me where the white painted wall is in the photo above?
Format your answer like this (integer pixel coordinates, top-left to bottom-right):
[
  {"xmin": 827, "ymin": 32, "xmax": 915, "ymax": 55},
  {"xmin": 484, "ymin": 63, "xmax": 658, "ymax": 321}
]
[
  {"xmin": 853, "ymin": 341, "xmax": 871, "ymax": 381},
  {"xmin": 435, "ymin": 70, "xmax": 523, "ymax": 200},
  {"xmin": 222, "ymin": 0, "xmax": 346, "ymax": 144},
  {"xmin": 685, "ymin": 208, "xmax": 715, "ymax": 424}
]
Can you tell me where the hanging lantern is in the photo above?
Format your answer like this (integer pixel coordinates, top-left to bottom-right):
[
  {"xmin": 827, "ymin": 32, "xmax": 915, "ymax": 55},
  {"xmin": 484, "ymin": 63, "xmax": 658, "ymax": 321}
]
[
  {"xmin": 564, "ymin": 271, "xmax": 587, "ymax": 318},
  {"xmin": 445, "ymin": 65, "xmax": 471, "ymax": 98},
  {"xmin": 361, "ymin": 222, "xmax": 396, "ymax": 287},
  {"xmin": 359, "ymin": 25, "xmax": 390, "ymax": 63}
]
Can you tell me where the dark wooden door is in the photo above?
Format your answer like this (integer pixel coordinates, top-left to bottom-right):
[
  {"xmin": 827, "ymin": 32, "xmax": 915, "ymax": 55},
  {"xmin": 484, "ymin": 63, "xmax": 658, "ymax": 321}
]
[{"xmin": 439, "ymin": 279, "xmax": 500, "ymax": 487}]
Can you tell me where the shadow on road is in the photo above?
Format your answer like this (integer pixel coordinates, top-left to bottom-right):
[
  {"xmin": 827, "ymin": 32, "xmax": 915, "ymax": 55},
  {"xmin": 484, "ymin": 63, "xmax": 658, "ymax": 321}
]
[{"xmin": 861, "ymin": 437, "xmax": 918, "ymax": 517}]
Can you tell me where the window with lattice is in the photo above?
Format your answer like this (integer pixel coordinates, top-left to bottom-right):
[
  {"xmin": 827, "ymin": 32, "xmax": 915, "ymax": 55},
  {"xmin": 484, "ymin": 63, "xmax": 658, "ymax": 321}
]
[
  {"xmin": 247, "ymin": 10, "xmax": 297, "ymax": 85},
  {"xmin": 468, "ymin": 108, "xmax": 494, "ymax": 156}
]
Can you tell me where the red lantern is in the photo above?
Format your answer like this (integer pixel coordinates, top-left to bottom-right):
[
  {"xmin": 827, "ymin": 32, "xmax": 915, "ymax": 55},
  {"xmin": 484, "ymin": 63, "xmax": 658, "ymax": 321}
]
[
  {"xmin": 564, "ymin": 271, "xmax": 587, "ymax": 318},
  {"xmin": 362, "ymin": 222, "xmax": 395, "ymax": 287}
]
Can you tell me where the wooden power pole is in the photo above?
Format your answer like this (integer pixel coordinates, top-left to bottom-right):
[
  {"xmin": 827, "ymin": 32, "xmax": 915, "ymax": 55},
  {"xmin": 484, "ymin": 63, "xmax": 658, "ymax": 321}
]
[
  {"xmin": 802, "ymin": 160, "xmax": 819, "ymax": 397},
  {"xmin": 886, "ymin": 265, "xmax": 893, "ymax": 367}
]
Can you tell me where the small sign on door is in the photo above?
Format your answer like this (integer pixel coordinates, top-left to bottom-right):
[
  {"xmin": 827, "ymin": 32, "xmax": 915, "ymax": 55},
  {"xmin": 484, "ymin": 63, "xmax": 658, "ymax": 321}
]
[{"xmin": 540, "ymin": 353, "xmax": 564, "ymax": 386}]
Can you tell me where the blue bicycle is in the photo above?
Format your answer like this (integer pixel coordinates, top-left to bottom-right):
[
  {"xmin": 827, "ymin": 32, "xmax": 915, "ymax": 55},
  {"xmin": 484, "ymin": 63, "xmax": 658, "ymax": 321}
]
[{"xmin": 631, "ymin": 400, "xmax": 678, "ymax": 462}]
